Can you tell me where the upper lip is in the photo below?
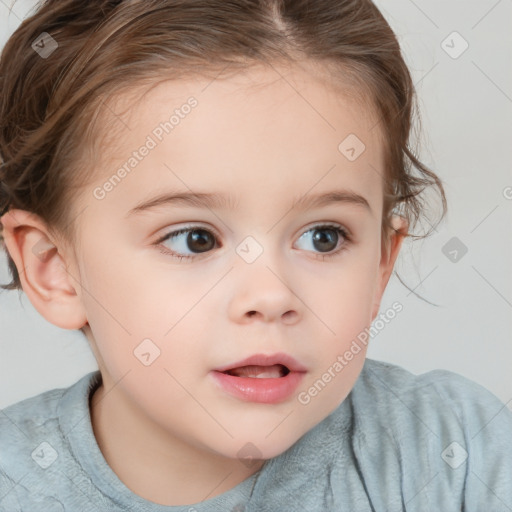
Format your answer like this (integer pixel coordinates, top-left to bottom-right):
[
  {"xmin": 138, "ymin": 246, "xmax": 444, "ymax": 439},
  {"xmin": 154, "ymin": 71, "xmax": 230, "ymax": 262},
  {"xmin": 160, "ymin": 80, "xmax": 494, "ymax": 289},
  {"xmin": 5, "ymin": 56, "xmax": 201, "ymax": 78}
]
[{"xmin": 213, "ymin": 352, "xmax": 307, "ymax": 373}]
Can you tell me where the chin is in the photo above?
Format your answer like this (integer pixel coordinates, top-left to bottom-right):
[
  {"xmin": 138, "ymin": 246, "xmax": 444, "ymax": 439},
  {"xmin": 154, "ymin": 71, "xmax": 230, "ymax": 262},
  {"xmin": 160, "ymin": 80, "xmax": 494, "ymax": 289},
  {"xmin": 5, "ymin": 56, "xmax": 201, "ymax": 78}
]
[{"xmin": 236, "ymin": 428, "xmax": 308, "ymax": 462}]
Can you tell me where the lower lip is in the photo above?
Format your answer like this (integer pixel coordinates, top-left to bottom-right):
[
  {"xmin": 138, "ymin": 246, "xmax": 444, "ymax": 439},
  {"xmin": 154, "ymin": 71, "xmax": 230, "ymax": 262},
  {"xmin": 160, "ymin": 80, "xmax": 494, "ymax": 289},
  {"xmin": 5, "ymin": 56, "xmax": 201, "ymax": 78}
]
[{"xmin": 211, "ymin": 370, "xmax": 306, "ymax": 404}]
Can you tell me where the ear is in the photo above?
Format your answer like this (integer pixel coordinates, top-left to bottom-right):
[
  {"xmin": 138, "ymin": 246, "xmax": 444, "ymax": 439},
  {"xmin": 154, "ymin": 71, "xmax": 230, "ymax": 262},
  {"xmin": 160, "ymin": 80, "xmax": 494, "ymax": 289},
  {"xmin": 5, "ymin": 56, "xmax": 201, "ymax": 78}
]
[
  {"xmin": 371, "ymin": 215, "xmax": 408, "ymax": 321},
  {"xmin": 0, "ymin": 209, "xmax": 87, "ymax": 330}
]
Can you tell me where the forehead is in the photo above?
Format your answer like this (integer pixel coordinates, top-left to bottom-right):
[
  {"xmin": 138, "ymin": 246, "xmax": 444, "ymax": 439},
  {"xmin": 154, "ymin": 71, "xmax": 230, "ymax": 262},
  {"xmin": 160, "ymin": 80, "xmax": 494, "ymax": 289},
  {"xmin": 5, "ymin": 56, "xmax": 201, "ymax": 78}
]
[{"xmin": 79, "ymin": 61, "xmax": 385, "ymax": 222}]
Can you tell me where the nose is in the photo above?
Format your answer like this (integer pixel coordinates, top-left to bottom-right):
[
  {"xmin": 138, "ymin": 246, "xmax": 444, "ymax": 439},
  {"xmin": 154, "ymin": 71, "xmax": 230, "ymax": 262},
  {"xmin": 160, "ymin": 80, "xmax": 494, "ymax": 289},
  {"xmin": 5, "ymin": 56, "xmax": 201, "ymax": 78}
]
[{"xmin": 228, "ymin": 261, "xmax": 301, "ymax": 325}]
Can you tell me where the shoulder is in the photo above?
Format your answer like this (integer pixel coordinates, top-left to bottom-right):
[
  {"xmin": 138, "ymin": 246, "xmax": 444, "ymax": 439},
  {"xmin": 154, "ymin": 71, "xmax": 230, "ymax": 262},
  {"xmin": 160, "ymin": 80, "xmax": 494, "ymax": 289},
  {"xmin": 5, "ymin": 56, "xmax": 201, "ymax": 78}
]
[
  {"xmin": 0, "ymin": 383, "xmax": 66, "ymax": 465},
  {"xmin": 352, "ymin": 357, "xmax": 512, "ymax": 447},
  {"xmin": 354, "ymin": 357, "xmax": 511, "ymax": 431},
  {"xmin": 1, "ymin": 382, "xmax": 66, "ymax": 424},
  {"xmin": 346, "ymin": 358, "xmax": 512, "ymax": 510},
  {"xmin": 0, "ymin": 372, "xmax": 99, "ymax": 510}
]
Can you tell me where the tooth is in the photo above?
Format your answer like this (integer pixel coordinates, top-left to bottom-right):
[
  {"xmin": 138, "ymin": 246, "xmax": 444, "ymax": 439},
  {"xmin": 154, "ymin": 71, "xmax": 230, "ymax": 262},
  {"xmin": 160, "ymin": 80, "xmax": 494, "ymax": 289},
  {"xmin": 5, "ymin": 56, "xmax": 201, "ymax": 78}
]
[{"xmin": 228, "ymin": 364, "xmax": 285, "ymax": 378}]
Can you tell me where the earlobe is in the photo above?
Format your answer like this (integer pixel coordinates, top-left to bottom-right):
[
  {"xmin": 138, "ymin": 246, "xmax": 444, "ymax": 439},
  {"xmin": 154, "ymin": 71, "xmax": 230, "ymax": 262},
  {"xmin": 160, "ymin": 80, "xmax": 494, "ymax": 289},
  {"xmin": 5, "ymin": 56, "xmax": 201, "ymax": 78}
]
[
  {"xmin": 0, "ymin": 209, "xmax": 88, "ymax": 330},
  {"xmin": 371, "ymin": 215, "xmax": 408, "ymax": 320}
]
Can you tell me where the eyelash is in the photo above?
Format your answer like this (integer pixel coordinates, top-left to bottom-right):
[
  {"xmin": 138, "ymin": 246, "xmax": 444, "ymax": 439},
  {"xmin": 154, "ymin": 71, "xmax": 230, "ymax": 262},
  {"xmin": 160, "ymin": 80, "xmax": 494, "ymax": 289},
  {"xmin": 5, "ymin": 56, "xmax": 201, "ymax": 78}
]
[{"xmin": 156, "ymin": 223, "xmax": 352, "ymax": 262}]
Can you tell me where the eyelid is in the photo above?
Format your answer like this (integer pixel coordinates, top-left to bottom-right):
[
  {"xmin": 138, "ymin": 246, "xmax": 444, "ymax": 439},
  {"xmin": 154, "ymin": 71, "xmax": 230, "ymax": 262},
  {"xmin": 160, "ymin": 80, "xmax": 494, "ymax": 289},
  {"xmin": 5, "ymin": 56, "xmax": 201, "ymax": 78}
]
[
  {"xmin": 155, "ymin": 222, "xmax": 221, "ymax": 244},
  {"xmin": 156, "ymin": 221, "xmax": 352, "ymax": 263},
  {"xmin": 155, "ymin": 220, "xmax": 351, "ymax": 244},
  {"xmin": 299, "ymin": 220, "xmax": 352, "ymax": 239}
]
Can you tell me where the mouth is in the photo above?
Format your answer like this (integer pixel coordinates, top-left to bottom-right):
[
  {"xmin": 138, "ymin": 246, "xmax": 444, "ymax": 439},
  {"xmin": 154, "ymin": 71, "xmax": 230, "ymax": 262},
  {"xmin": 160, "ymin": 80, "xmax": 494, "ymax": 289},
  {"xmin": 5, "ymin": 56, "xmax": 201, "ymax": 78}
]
[
  {"xmin": 211, "ymin": 353, "xmax": 306, "ymax": 403},
  {"xmin": 221, "ymin": 364, "xmax": 290, "ymax": 379},
  {"xmin": 213, "ymin": 352, "xmax": 307, "ymax": 375}
]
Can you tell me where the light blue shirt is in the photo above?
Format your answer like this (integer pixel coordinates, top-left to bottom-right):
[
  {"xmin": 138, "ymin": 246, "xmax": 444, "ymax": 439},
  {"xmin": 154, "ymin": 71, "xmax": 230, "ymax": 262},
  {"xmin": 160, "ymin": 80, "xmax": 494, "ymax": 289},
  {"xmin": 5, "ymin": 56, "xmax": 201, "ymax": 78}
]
[{"xmin": 1, "ymin": 358, "xmax": 511, "ymax": 511}]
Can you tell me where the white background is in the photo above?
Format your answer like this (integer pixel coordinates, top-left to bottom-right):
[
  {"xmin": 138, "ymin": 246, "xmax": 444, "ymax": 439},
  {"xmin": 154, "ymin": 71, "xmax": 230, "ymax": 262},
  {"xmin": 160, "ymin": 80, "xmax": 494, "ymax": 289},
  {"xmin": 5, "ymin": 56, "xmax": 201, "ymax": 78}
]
[{"xmin": 0, "ymin": 0, "xmax": 511, "ymax": 408}]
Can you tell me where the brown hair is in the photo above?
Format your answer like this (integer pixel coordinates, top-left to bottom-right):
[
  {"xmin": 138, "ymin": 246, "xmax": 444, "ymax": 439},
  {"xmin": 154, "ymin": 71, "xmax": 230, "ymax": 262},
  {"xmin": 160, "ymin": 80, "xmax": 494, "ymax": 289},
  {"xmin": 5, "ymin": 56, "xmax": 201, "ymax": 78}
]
[{"xmin": 0, "ymin": 0, "xmax": 446, "ymax": 302}]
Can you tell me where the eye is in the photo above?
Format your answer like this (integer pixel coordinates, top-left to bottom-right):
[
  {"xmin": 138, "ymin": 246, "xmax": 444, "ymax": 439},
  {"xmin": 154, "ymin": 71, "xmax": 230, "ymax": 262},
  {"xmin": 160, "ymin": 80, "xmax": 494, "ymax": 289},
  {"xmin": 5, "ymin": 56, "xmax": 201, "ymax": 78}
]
[
  {"xmin": 157, "ymin": 226, "xmax": 218, "ymax": 261},
  {"xmin": 294, "ymin": 224, "xmax": 351, "ymax": 259},
  {"xmin": 156, "ymin": 223, "xmax": 352, "ymax": 262}
]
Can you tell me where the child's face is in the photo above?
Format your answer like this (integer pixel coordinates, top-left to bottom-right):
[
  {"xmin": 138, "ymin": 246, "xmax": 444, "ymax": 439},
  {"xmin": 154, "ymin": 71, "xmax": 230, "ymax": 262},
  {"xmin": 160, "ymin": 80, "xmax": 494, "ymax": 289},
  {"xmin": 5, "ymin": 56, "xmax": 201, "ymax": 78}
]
[{"xmin": 62, "ymin": 63, "xmax": 403, "ymax": 461}]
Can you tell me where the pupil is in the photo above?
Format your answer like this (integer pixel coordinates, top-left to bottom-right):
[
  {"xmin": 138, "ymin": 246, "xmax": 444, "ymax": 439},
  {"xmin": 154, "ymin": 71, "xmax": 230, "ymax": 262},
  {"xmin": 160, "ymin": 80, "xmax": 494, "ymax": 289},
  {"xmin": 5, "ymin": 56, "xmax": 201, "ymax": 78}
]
[
  {"xmin": 188, "ymin": 229, "xmax": 214, "ymax": 253},
  {"xmin": 313, "ymin": 229, "xmax": 337, "ymax": 252}
]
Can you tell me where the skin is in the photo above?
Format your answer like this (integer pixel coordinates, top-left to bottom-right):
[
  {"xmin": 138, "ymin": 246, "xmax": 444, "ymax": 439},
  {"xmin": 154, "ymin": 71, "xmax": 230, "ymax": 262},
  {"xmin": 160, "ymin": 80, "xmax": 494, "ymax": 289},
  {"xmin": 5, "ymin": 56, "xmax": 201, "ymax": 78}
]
[{"xmin": 0, "ymin": 61, "xmax": 407, "ymax": 506}]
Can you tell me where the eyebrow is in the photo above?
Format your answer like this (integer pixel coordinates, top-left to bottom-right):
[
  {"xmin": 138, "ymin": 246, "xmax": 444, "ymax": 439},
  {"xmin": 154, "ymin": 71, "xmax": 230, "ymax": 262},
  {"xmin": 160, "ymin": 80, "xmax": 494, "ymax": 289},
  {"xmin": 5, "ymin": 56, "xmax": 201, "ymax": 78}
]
[{"xmin": 126, "ymin": 189, "xmax": 372, "ymax": 217}]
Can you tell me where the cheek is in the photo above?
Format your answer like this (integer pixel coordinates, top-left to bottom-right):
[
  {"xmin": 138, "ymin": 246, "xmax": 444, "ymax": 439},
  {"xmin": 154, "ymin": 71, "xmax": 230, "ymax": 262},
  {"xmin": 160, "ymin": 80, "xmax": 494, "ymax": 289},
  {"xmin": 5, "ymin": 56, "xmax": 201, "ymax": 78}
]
[
  {"xmin": 296, "ymin": 263, "xmax": 379, "ymax": 419},
  {"xmin": 79, "ymin": 242, "xmax": 183, "ymax": 328},
  {"xmin": 308, "ymin": 252, "xmax": 381, "ymax": 338},
  {"xmin": 79, "ymin": 247, "xmax": 208, "ymax": 375},
  {"xmin": 296, "ymin": 250, "xmax": 380, "ymax": 415}
]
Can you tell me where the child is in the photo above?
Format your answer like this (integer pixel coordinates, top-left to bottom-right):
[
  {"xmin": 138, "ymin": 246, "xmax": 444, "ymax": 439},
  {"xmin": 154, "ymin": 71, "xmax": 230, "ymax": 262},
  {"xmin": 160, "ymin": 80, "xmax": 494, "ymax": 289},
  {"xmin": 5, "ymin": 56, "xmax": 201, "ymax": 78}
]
[{"xmin": 0, "ymin": 0, "xmax": 511, "ymax": 510}]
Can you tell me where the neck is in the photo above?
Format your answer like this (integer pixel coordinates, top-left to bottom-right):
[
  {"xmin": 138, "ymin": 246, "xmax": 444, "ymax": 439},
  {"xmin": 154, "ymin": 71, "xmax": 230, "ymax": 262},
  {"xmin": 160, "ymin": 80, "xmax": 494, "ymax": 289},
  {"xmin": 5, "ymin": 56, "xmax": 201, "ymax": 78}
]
[{"xmin": 89, "ymin": 382, "xmax": 264, "ymax": 506}]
